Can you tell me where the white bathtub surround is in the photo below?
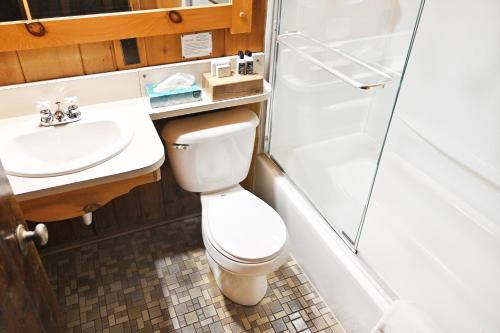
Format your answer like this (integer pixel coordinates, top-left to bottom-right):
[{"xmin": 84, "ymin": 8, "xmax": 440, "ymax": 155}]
[
  {"xmin": 371, "ymin": 301, "xmax": 444, "ymax": 333},
  {"xmin": 358, "ymin": 1, "xmax": 500, "ymax": 332}
]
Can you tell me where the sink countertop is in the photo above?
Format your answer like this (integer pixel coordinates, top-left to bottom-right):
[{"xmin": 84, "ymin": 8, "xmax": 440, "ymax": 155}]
[
  {"xmin": 1, "ymin": 81, "xmax": 271, "ymax": 201},
  {"xmin": 1, "ymin": 98, "xmax": 165, "ymax": 201}
]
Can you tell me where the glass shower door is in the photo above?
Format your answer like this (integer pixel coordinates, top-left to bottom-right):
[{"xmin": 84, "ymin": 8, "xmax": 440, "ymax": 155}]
[{"xmin": 267, "ymin": 0, "xmax": 424, "ymax": 249}]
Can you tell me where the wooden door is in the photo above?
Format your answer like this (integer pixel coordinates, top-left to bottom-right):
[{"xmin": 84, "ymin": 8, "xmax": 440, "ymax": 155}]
[{"xmin": 0, "ymin": 160, "xmax": 64, "ymax": 333}]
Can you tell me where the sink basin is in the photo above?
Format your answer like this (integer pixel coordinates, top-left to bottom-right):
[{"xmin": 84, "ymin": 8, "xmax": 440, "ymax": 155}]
[{"xmin": 0, "ymin": 120, "xmax": 134, "ymax": 177}]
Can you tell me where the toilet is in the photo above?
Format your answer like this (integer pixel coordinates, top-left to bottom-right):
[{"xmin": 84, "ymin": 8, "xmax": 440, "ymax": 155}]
[{"xmin": 161, "ymin": 108, "xmax": 289, "ymax": 306}]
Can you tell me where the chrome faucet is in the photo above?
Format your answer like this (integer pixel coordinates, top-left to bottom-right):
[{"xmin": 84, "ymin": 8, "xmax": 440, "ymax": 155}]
[
  {"xmin": 53, "ymin": 102, "xmax": 65, "ymax": 122},
  {"xmin": 38, "ymin": 96, "xmax": 82, "ymax": 127}
]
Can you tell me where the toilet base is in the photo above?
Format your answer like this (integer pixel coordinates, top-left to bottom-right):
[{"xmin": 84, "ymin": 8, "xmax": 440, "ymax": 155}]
[{"xmin": 206, "ymin": 251, "xmax": 268, "ymax": 306}]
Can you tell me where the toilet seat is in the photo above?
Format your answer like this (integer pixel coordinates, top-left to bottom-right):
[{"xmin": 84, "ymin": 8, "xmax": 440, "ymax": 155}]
[
  {"xmin": 201, "ymin": 186, "xmax": 289, "ymax": 275},
  {"xmin": 203, "ymin": 186, "xmax": 287, "ymax": 263}
]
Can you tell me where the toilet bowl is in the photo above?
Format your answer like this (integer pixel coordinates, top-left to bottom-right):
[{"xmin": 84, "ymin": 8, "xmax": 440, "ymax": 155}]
[
  {"xmin": 202, "ymin": 185, "xmax": 289, "ymax": 305},
  {"xmin": 161, "ymin": 108, "xmax": 289, "ymax": 305}
]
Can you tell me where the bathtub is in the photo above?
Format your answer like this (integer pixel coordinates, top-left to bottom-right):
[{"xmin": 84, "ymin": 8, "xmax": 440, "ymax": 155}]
[{"xmin": 254, "ymin": 154, "xmax": 391, "ymax": 333}]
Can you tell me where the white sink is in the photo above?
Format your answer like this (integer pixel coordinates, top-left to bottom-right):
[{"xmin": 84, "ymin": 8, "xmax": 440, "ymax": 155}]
[{"xmin": 0, "ymin": 119, "xmax": 134, "ymax": 177}]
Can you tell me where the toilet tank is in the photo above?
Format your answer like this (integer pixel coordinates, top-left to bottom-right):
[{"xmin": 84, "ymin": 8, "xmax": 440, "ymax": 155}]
[{"xmin": 161, "ymin": 108, "xmax": 259, "ymax": 193}]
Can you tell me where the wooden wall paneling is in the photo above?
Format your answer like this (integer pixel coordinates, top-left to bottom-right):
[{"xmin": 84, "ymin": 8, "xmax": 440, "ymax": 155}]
[
  {"xmin": 153, "ymin": 112, "xmax": 223, "ymax": 218},
  {"xmin": 160, "ymin": 150, "xmax": 201, "ymax": 220},
  {"xmin": 112, "ymin": 188, "xmax": 143, "ymax": 227},
  {"xmin": 160, "ymin": 154, "xmax": 181, "ymax": 219},
  {"xmin": 174, "ymin": 182, "xmax": 201, "ymax": 217},
  {"xmin": 0, "ymin": 52, "xmax": 25, "ymax": 86},
  {"xmin": 93, "ymin": 201, "xmax": 119, "ymax": 233},
  {"xmin": 138, "ymin": 0, "xmax": 181, "ymax": 66},
  {"xmin": 138, "ymin": 180, "xmax": 166, "ymax": 221},
  {"xmin": 145, "ymin": 29, "xmax": 225, "ymax": 66},
  {"xmin": 144, "ymin": 34, "xmax": 181, "ymax": 66},
  {"xmin": 17, "ymin": 45, "xmax": 85, "ymax": 82},
  {"xmin": 113, "ymin": 37, "xmax": 149, "ymax": 69},
  {"xmin": 79, "ymin": 41, "xmax": 117, "ymax": 74},
  {"xmin": 136, "ymin": 0, "xmax": 176, "ymax": 67},
  {"xmin": 134, "ymin": 122, "xmax": 165, "ymax": 222},
  {"xmin": 199, "ymin": 29, "xmax": 226, "ymax": 60},
  {"xmin": 225, "ymin": 0, "xmax": 266, "ymax": 54},
  {"xmin": 153, "ymin": 119, "xmax": 200, "ymax": 220}
]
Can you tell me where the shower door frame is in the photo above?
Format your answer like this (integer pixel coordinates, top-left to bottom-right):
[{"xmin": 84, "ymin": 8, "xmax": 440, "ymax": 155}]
[{"xmin": 262, "ymin": 0, "xmax": 427, "ymax": 253}]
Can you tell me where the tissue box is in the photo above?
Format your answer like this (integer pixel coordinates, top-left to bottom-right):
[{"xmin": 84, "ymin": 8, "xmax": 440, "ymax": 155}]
[{"xmin": 145, "ymin": 83, "xmax": 202, "ymax": 108}]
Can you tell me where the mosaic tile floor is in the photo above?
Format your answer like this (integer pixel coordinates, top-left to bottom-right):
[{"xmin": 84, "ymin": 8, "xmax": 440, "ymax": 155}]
[{"xmin": 43, "ymin": 216, "xmax": 346, "ymax": 333}]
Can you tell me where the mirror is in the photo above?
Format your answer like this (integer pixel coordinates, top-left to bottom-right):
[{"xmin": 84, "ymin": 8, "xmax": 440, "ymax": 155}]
[
  {"xmin": 181, "ymin": 0, "xmax": 229, "ymax": 5},
  {"xmin": 0, "ymin": 1, "xmax": 24, "ymax": 22},
  {"xmin": 2, "ymin": 0, "xmax": 230, "ymax": 21}
]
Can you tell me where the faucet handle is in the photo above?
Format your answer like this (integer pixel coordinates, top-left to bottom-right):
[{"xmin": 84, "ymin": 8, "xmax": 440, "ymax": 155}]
[
  {"xmin": 64, "ymin": 96, "xmax": 80, "ymax": 119},
  {"xmin": 37, "ymin": 100, "xmax": 51, "ymax": 114},
  {"xmin": 37, "ymin": 100, "xmax": 52, "ymax": 125}
]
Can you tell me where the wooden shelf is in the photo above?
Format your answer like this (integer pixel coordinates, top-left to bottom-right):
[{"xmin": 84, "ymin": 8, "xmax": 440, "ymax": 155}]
[
  {"xmin": 202, "ymin": 73, "xmax": 264, "ymax": 102},
  {"xmin": 149, "ymin": 80, "xmax": 272, "ymax": 120}
]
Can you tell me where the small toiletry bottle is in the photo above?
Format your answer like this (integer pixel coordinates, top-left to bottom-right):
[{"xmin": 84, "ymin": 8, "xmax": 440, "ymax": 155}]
[
  {"xmin": 244, "ymin": 50, "xmax": 254, "ymax": 75},
  {"xmin": 237, "ymin": 50, "xmax": 246, "ymax": 75}
]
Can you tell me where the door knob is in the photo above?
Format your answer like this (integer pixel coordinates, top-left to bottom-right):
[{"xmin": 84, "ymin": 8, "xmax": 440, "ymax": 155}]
[{"xmin": 16, "ymin": 224, "xmax": 48, "ymax": 255}]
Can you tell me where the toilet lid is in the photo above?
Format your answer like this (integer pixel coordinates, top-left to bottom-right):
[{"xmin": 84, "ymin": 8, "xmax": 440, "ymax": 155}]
[{"xmin": 205, "ymin": 189, "xmax": 287, "ymax": 263}]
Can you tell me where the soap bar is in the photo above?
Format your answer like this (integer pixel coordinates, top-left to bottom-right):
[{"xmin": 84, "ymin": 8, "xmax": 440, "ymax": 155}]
[
  {"xmin": 145, "ymin": 83, "xmax": 202, "ymax": 108},
  {"xmin": 211, "ymin": 59, "xmax": 231, "ymax": 76},
  {"xmin": 216, "ymin": 64, "xmax": 231, "ymax": 78}
]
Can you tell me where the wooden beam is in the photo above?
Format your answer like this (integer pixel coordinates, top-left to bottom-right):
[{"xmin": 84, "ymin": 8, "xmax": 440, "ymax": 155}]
[
  {"xmin": 225, "ymin": 0, "xmax": 265, "ymax": 54},
  {"xmin": 0, "ymin": 5, "xmax": 233, "ymax": 52},
  {"xmin": 230, "ymin": 0, "xmax": 253, "ymax": 34}
]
